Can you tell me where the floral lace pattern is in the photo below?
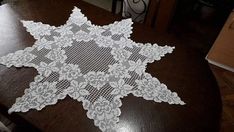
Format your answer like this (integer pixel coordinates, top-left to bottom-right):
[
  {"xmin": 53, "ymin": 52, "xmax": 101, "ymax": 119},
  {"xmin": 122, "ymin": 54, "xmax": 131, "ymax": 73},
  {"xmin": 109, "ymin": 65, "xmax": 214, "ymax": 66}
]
[{"xmin": 0, "ymin": 7, "xmax": 185, "ymax": 132}]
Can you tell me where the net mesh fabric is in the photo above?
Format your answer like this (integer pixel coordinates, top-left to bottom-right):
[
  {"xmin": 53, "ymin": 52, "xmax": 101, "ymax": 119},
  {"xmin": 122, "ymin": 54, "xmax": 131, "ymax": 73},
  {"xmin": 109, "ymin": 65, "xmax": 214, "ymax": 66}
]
[{"xmin": 0, "ymin": 7, "xmax": 185, "ymax": 132}]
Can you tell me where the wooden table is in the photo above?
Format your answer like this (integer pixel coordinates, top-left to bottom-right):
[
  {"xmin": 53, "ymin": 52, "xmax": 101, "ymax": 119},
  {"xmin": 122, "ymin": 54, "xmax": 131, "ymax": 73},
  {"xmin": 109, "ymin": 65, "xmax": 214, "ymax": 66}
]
[{"xmin": 0, "ymin": 0, "xmax": 222, "ymax": 131}]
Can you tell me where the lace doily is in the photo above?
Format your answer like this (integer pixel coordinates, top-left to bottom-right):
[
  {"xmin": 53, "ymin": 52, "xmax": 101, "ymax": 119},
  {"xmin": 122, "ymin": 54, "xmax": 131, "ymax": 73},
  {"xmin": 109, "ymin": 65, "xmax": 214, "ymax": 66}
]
[{"xmin": 0, "ymin": 7, "xmax": 185, "ymax": 132}]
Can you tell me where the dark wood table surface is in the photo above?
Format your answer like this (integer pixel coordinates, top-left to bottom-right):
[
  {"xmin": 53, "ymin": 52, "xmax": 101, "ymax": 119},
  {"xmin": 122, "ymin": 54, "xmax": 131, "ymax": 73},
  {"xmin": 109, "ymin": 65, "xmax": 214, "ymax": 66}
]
[{"xmin": 0, "ymin": 0, "xmax": 222, "ymax": 132}]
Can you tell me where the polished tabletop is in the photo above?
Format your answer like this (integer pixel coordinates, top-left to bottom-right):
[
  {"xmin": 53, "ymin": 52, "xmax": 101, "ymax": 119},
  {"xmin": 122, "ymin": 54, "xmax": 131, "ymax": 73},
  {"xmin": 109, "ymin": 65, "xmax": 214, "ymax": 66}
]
[{"xmin": 0, "ymin": 0, "xmax": 221, "ymax": 132}]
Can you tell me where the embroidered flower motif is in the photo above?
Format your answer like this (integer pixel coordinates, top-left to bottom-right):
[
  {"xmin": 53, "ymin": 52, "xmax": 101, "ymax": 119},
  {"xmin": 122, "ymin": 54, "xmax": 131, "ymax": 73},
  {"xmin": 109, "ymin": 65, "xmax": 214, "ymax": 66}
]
[
  {"xmin": 9, "ymin": 81, "xmax": 58, "ymax": 113},
  {"xmin": 45, "ymin": 48, "xmax": 67, "ymax": 63},
  {"xmin": 109, "ymin": 18, "xmax": 133, "ymax": 38},
  {"xmin": 59, "ymin": 64, "xmax": 82, "ymax": 81},
  {"xmin": 21, "ymin": 20, "xmax": 55, "ymax": 39},
  {"xmin": 139, "ymin": 43, "xmax": 174, "ymax": 62},
  {"xmin": 111, "ymin": 48, "xmax": 132, "ymax": 62},
  {"xmin": 94, "ymin": 36, "xmax": 114, "ymax": 48},
  {"xmin": 87, "ymin": 96, "xmax": 121, "ymax": 131},
  {"xmin": 155, "ymin": 84, "xmax": 185, "ymax": 105},
  {"xmin": 0, "ymin": 49, "xmax": 36, "ymax": 67},
  {"xmin": 135, "ymin": 73, "xmax": 185, "ymax": 105},
  {"xmin": 34, "ymin": 75, "xmax": 44, "ymax": 82},
  {"xmin": 65, "ymin": 80, "xmax": 89, "ymax": 101},
  {"xmin": 84, "ymin": 71, "xmax": 109, "ymax": 90},
  {"xmin": 108, "ymin": 63, "xmax": 131, "ymax": 78},
  {"xmin": 73, "ymin": 31, "xmax": 91, "ymax": 42},
  {"xmin": 109, "ymin": 79, "xmax": 133, "ymax": 97},
  {"xmin": 8, "ymin": 92, "xmax": 33, "ymax": 113},
  {"xmin": 31, "ymin": 82, "xmax": 58, "ymax": 106},
  {"xmin": 35, "ymin": 37, "xmax": 54, "ymax": 50},
  {"xmin": 67, "ymin": 7, "xmax": 88, "ymax": 26},
  {"xmin": 37, "ymin": 62, "xmax": 59, "ymax": 77},
  {"xmin": 55, "ymin": 25, "xmax": 73, "ymax": 36},
  {"xmin": 135, "ymin": 74, "xmax": 161, "ymax": 100},
  {"xmin": 128, "ymin": 59, "xmax": 146, "ymax": 76},
  {"xmin": 114, "ymin": 37, "xmax": 133, "ymax": 49},
  {"xmin": 89, "ymin": 26, "xmax": 105, "ymax": 37},
  {"xmin": 55, "ymin": 36, "xmax": 73, "ymax": 48}
]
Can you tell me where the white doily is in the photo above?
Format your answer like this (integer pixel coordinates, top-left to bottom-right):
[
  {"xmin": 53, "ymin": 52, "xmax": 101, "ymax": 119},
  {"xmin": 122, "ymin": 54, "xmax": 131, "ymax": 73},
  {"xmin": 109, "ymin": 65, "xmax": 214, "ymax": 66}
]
[{"xmin": 0, "ymin": 7, "xmax": 185, "ymax": 132}]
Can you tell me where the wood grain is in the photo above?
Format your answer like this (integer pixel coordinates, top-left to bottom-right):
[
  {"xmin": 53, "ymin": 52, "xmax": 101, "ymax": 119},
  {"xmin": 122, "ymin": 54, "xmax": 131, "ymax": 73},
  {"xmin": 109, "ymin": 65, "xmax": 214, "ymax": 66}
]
[
  {"xmin": 209, "ymin": 65, "xmax": 234, "ymax": 132},
  {"xmin": 144, "ymin": 0, "xmax": 160, "ymax": 27},
  {"xmin": 154, "ymin": 0, "xmax": 177, "ymax": 33}
]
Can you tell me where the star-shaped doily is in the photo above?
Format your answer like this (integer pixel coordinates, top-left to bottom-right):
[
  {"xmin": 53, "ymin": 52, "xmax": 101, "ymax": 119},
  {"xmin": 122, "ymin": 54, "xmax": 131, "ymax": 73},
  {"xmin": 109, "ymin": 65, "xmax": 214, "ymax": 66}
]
[{"xmin": 0, "ymin": 7, "xmax": 185, "ymax": 132}]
